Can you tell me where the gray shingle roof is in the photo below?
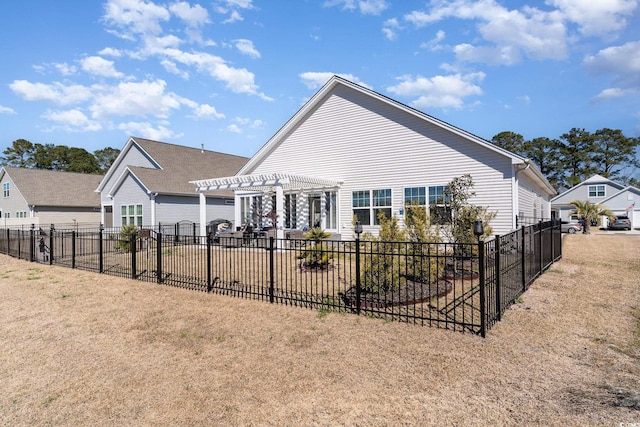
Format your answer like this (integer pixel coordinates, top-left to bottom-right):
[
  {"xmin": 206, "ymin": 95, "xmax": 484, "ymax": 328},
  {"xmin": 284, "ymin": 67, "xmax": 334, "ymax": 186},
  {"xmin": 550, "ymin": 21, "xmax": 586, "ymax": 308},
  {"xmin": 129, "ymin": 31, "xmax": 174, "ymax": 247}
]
[
  {"xmin": 3, "ymin": 167, "xmax": 102, "ymax": 207},
  {"xmin": 129, "ymin": 137, "xmax": 249, "ymax": 196}
]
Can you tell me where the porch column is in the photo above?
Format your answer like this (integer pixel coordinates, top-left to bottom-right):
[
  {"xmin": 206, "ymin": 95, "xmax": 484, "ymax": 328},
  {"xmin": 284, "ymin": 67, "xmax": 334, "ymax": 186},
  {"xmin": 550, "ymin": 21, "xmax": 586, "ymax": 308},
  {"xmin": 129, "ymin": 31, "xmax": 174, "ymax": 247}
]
[
  {"xmin": 275, "ymin": 185, "xmax": 284, "ymax": 240},
  {"xmin": 199, "ymin": 191, "xmax": 207, "ymax": 239},
  {"xmin": 150, "ymin": 194, "xmax": 156, "ymax": 226}
]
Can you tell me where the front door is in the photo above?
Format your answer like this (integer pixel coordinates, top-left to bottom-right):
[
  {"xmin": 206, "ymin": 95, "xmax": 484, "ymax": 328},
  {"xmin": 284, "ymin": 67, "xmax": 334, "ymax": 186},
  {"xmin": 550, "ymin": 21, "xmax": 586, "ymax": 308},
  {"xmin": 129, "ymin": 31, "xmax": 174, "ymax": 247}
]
[{"xmin": 309, "ymin": 195, "xmax": 322, "ymax": 229}]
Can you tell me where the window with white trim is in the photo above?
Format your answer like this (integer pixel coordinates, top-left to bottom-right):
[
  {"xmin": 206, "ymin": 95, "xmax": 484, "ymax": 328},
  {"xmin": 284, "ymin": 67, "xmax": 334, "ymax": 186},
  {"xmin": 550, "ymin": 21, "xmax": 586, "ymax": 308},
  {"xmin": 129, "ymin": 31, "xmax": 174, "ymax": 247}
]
[
  {"xmin": 121, "ymin": 204, "xmax": 143, "ymax": 227},
  {"xmin": 16, "ymin": 211, "xmax": 27, "ymax": 218},
  {"xmin": 325, "ymin": 191, "xmax": 337, "ymax": 229},
  {"xmin": 2, "ymin": 182, "xmax": 9, "ymax": 198},
  {"xmin": 588, "ymin": 185, "xmax": 605, "ymax": 197},
  {"xmin": 353, "ymin": 189, "xmax": 392, "ymax": 226},
  {"xmin": 284, "ymin": 194, "xmax": 297, "ymax": 229},
  {"xmin": 429, "ymin": 185, "xmax": 452, "ymax": 225}
]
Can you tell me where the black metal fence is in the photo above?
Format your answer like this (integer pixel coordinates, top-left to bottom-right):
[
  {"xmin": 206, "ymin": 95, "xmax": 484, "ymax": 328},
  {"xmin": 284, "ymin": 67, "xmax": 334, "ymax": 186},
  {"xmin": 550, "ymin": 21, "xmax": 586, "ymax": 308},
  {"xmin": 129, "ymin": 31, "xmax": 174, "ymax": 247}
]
[{"xmin": 0, "ymin": 220, "xmax": 562, "ymax": 336}]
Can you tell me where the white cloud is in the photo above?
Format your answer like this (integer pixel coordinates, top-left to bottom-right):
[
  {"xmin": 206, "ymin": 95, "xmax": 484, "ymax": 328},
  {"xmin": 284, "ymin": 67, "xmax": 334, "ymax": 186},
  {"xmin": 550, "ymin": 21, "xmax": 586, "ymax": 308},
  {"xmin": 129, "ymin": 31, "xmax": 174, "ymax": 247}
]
[
  {"xmin": 299, "ymin": 72, "xmax": 372, "ymax": 89},
  {"xmin": 9, "ymin": 80, "xmax": 93, "ymax": 105},
  {"xmin": 404, "ymin": 0, "xmax": 568, "ymax": 64},
  {"xmin": 103, "ymin": 0, "xmax": 170, "ymax": 37},
  {"xmin": 227, "ymin": 123, "xmax": 242, "ymax": 133},
  {"xmin": 98, "ymin": 47, "xmax": 123, "ymax": 57},
  {"xmin": 215, "ymin": 0, "xmax": 254, "ymax": 23},
  {"xmin": 54, "ymin": 63, "xmax": 78, "ymax": 76},
  {"xmin": 160, "ymin": 59, "xmax": 190, "ymax": 79},
  {"xmin": 420, "ymin": 30, "xmax": 446, "ymax": 51},
  {"xmin": 548, "ymin": 0, "xmax": 637, "ymax": 37},
  {"xmin": 584, "ymin": 41, "xmax": 640, "ymax": 86},
  {"xmin": 190, "ymin": 104, "xmax": 225, "ymax": 119},
  {"xmin": 382, "ymin": 18, "xmax": 401, "ymax": 41},
  {"xmin": 386, "ymin": 73, "xmax": 485, "ymax": 109},
  {"xmin": 169, "ymin": 1, "xmax": 209, "ymax": 27},
  {"xmin": 42, "ymin": 109, "xmax": 103, "ymax": 131},
  {"xmin": 324, "ymin": 0, "xmax": 388, "ymax": 15},
  {"xmin": 81, "ymin": 56, "xmax": 125, "ymax": 78},
  {"xmin": 89, "ymin": 79, "xmax": 183, "ymax": 120},
  {"xmin": 590, "ymin": 87, "xmax": 635, "ymax": 103},
  {"xmin": 0, "ymin": 105, "xmax": 16, "ymax": 114},
  {"xmin": 117, "ymin": 121, "xmax": 183, "ymax": 140},
  {"xmin": 234, "ymin": 39, "xmax": 260, "ymax": 58}
]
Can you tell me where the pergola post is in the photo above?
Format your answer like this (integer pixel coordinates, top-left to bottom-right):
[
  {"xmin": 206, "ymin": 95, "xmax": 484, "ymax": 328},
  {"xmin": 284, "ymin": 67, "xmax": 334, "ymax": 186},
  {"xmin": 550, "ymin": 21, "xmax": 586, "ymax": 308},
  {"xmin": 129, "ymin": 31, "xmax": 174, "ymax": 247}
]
[
  {"xmin": 275, "ymin": 185, "xmax": 284, "ymax": 240},
  {"xmin": 199, "ymin": 191, "xmax": 207, "ymax": 242}
]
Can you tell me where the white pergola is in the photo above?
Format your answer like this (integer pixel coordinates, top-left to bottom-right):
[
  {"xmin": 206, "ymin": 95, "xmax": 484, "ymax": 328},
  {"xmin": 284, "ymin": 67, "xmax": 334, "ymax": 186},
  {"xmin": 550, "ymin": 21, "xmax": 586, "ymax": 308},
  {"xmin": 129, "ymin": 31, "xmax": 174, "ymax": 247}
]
[{"xmin": 190, "ymin": 173, "xmax": 343, "ymax": 239}]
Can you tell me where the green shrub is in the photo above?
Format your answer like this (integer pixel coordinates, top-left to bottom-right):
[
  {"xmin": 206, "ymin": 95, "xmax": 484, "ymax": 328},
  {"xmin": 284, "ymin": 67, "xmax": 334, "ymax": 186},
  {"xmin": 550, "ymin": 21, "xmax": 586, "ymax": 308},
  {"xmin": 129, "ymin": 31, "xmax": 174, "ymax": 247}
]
[
  {"xmin": 297, "ymin": 228, "xmax": 334, "ymax": 269},
  {"xmin": 116, "ymin": 224, "xmax": 139, "ymax": 253},
  {"xmin": 361, "ymin": 212, "xmax": 406, "ymax": 293}
]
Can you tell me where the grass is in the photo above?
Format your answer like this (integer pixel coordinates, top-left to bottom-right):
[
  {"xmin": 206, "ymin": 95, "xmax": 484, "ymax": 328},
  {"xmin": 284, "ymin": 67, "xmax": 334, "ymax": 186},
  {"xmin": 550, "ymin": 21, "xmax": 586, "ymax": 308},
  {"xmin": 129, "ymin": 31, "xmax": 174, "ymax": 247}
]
[{"xmin": 0, "ymin": 234, "xmax": 638, "ymax": 425}]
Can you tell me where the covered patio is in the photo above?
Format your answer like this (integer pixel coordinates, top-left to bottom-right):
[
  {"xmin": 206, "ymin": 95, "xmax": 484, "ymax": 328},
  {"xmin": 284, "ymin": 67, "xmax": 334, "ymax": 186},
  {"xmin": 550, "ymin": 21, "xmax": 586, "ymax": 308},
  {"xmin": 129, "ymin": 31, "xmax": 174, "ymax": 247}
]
[{"xmin": 190, "ymin": 173, "xmax": 344, "ymax": 240}]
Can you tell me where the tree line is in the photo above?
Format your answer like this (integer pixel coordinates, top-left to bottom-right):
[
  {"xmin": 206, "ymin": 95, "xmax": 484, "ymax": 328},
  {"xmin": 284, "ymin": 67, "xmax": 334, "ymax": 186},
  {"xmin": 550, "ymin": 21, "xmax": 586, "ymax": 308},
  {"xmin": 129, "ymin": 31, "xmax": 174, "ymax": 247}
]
[
  {"xmin": 0, "ymin": 139, "xmax": 120, "ymax": 174},
  {"xmin": 490, "ymin": 128, "xmax": 639, "ymax": 190}
]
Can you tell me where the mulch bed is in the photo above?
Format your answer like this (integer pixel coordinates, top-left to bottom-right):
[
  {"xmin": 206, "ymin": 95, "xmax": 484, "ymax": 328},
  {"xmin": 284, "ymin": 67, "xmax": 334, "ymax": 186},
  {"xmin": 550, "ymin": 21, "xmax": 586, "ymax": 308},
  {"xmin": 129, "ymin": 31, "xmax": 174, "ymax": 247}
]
[{"xmin": 340, "ymin": 279, "xmax": 453, "ymax": 309}]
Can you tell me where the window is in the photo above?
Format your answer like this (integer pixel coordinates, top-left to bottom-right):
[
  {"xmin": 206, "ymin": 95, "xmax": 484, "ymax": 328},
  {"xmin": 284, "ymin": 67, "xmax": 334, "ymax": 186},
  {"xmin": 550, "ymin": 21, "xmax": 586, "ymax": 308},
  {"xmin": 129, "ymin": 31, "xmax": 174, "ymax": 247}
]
[
  {"xmin": 239, "ymin": 195, "xmax": 262, "ymax": 226},
  {"xmin": 353, "ymin": 189, "xmax": 392, "ymax": 226},
  {"xmin": 284, "ymin": 194, "xmax": 297, "ymax": 229},
  {"xmin": 588, "ymin": 185, "xmax": 605, "ymax": 197},
  {"xmin": 404, "ymin": 187, "xmax": 426, "ymax": 206},
  {"xmin": 4, "ymin": 212, "xmax": 9, "ymax": 219},
  {"xmin": 16, "ymin": 211, "xmax": 27, "ymax": 218},
  {"xmin": 429, "ymin": 185, "xmax": 452, "ymax": 225},
  {"xmin": 325, "ymin": 191, "xmax": 337, "ymax": 229},
  {"xmin": 121, "ymin": 204, "xmax": 143, "ymax": 227},
  {"xmin": 2, "ymin": 182, "xmax": 9, "ymax": 198}
]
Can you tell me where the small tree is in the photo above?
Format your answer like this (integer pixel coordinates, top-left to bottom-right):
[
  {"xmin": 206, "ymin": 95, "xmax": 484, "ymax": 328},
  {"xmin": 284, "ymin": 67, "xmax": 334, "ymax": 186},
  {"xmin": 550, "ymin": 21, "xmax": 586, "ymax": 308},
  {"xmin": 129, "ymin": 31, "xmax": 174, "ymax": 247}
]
[
  {"xmin": 361, "ymin": 212, "xmax": 406, "ymax": 293},
  {"xmin": 440, "ymin": 174, "xmax": 496, "ymax": 256},
  {"xmin": 404, "ymin": 202, "xmax": 443, "ymax": 284},
  {"xmin": 570, "ymin": 200, "xmax": 615, "ymax": 234}
]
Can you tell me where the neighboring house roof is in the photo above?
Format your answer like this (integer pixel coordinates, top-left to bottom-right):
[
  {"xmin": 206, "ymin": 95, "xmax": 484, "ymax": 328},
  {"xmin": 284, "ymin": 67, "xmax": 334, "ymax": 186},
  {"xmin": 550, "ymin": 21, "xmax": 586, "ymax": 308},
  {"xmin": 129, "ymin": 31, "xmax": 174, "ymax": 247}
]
[
  {"xmin": 550, "ymin": 174, "xmax": 626, "ymax": 203},
  {"xmin": 1, "ymin": 166, "xmax": 102, "ymax": 207},
  {"xmin": 239, "ymin": 75, "xmax": 556, "ymax": 196},
  {"xmin": 97, "ymin": 137, "xmax": 249, "ymax": 197}
]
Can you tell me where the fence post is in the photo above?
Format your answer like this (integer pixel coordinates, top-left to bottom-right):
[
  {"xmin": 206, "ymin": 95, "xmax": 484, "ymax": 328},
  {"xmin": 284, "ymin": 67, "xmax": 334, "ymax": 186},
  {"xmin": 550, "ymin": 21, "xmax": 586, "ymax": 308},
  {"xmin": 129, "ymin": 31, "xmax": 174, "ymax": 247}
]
[
  {"xmin": 538, "ymin": 220, "xmax": 543, "ymax": 275},
  {"xmin": 17, "ymin": 230, "xmax": 21, "ymax": 260},
  {"xmin": 131, "ymin": 232, "xmax": 137, "ymax": 280},
  {"xmin": 5, "ymin": 229, "xmax": 9, "ymax": 256},
  {"xmin": 71, "ymin": 230, "xmax": 76, "ymax": 269},
  {"xmin": 493, "ymin": 235, "xmax": 501, "ymax": 322},
  {"xmin": 478, "ymin": 239, "xmax": 486, "ymax": 338},
  {"xmin": 157, "ymin": 232, "xmax": 163, "ymax": 284},
  {"xmin": 521, "ymin": 226, "xmax": 526, "ymax": 292},
  {"xmin": 49, "ymin": 225, "xmax": 54, "ymax": 265},
  {"xmin": 355, "ymin": 237, "xmax": 361, "ymax": 315},
  {"xmin": 269, "ymin": 237, "xmax": 275, "ymax": 303},
  {"xmin": 206, "ymin": 233, "xmax": 212, "ymax": 292},
  {"xmin": 193, "ymin": 222, "xmax": 197, "ymax": 245},
  {"xmin": 29, "ymin": 224, "xmax": 35, "ymax": 262},
  {"xmin": 99, "ymin": 224, "xmax": 104, "ymax": 274}
]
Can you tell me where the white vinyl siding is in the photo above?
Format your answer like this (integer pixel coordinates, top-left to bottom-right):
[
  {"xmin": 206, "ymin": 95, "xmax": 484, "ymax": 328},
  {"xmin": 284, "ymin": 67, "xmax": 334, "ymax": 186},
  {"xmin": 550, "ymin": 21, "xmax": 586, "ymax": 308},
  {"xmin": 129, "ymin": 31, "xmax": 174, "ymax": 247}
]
[
  {"xmin": 99, "ymin": 143, "xmax": 158, "ymax": 205},
  {"xmin": 247, "ymin": 85, "xmax": 516, "ymax": 237}
]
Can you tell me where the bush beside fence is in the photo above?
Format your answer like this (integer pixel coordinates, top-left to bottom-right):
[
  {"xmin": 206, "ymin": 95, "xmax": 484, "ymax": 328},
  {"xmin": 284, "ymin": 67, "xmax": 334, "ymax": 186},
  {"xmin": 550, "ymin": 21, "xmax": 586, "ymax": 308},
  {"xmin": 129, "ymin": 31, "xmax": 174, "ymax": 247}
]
[{"xmin": 0, "ymin": 220, "xmax": 561, "ymax": 336}]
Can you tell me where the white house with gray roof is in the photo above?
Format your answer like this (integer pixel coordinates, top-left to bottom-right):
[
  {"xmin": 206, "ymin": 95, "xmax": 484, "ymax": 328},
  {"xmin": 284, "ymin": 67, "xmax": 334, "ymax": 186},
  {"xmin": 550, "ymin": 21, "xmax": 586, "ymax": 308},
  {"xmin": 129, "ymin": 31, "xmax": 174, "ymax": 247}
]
[
  {"xmin": 96, "ymin": 137, "xmax": 249, "ymax": 229},
  {"xmin": 0, "ymin": 166, "xmax": 102, "ymax": 228},
  {"xmin": 551, "ymin": 174, "xmax": 639, "ymax": 228},
  {"xmin": 192, "ymin": 76, "xmax": 556, "ymax": 240}
]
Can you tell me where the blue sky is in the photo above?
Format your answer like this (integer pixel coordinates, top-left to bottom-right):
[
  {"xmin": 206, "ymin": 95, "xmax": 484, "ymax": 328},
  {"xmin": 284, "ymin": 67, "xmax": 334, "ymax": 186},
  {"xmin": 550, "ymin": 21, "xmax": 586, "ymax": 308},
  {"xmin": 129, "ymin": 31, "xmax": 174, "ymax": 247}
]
[{"xmin": 1, "ymin": 0, "xmax": 639, "ymax": 158}]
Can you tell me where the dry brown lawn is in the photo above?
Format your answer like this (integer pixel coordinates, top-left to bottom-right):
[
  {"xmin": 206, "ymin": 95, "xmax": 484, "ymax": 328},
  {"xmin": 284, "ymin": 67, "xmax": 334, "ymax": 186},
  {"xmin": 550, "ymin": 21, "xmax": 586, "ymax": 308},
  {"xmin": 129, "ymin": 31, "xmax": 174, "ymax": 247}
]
[{"xmin": 0, "ymin": 234, "xmax": 639, "ymax": 426}]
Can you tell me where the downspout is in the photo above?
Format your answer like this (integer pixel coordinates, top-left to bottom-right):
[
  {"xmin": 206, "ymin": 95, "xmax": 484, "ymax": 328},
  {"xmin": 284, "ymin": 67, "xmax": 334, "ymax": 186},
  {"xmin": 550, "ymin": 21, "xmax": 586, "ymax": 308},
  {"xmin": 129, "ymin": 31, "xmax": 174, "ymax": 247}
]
[{"xmin": 513, "ymin": 160, "xmax": 531, "ymax": 228}]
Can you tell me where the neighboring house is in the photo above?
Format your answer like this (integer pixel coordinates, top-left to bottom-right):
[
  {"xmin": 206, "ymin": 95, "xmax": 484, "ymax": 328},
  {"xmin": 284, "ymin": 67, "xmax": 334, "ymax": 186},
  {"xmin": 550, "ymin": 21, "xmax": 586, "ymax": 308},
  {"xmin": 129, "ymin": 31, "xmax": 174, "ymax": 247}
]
[
  {"xmin": 96, "ymin": 137, "xmax": 249, "ymax": 229},
  {"xmin": 551, "ymin": 174, "xmax": 639, "ymax": 228},
  {"xmin": 0, "ymin": 166, "xmax": 102, "ymax": 228},
  {"xmin": 191, "ymin": 76, "xmax": 556, "ymax": 240}
]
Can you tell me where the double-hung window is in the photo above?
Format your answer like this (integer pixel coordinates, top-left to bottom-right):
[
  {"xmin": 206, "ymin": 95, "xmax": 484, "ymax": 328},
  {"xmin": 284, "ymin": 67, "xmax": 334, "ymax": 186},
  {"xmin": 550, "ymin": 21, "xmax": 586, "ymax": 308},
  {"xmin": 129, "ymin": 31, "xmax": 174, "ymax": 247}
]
[
  {"xmin": 121, "ymin": 204, "xmax": 143, "ymax": 227},
  {"xmin": 404, "ymin": 187, "xmax": 426, "ymax": 219},
  {"xmin": 352, "ymin": 189, "xmax": 392, "ymax": 226},
  {"xmin": 2, "ymin": 182, "xmax": 9, "ymax": 198},
  {"xmin": 588, "ymin": 185, "xmax": 605, "ymax": 198},
  {"xmin": 429, "ymin": 185, "xmax": 451, "ymax": 225}
]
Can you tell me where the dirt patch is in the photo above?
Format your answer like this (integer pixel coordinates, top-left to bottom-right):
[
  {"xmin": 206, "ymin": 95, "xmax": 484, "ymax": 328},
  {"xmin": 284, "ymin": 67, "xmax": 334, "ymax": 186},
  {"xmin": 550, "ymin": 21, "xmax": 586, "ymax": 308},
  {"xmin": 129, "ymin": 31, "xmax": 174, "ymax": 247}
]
[{"xmin": 0, "ymin": 234, "xmax": 639, "ymax": 426}]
